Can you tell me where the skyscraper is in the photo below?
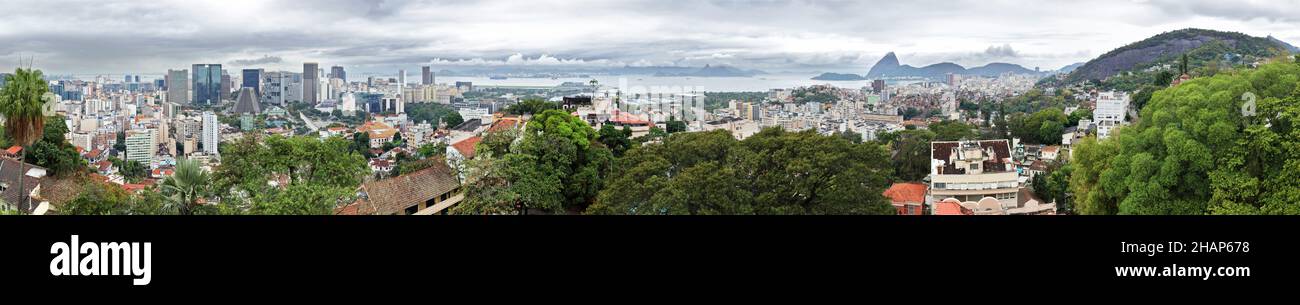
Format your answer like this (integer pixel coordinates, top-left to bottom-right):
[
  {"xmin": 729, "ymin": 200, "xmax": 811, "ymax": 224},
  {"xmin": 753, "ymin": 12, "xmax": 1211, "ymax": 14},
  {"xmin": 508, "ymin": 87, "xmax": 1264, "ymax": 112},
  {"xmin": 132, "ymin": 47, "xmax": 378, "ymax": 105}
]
[
  {"xmin": 202, "ymin": 111, "xmax": 219, "ymax": 155},
  {"xmin": 191, "ymin": 64, "xmax": 222, "ymax": 105},
  {"xmin": 398, "ymin": 69, "xmax": 407, "ymax": 87},
  {"xmin": 422, "ymin": 66, "xmax": 433, "ymax": 85},
  {"xmin": 303, "ymin": 62, "xmax": 319, "ymax": 104},
  {"xmin": 242, "ymin": 69, "xmax": 263, "ymax": 96},
  {"xmin": 221, "ymin": 71, "xmax": 232, "ymax": 99},
  {"xmin": 166, "ymin": 69, "xmax": 189, "ymax": 105},
  {"xmin": 330, "ymin": 66, "xmax": 346, "ymax": 82}
]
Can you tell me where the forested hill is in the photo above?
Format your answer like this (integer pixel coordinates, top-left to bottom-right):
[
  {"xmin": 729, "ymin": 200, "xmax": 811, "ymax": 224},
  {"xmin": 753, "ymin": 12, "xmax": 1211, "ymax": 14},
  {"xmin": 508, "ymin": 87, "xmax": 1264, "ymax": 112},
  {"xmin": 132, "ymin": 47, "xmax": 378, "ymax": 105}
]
[{"xmin": 1065, "ymin": 28, "xmax": 1294, "ymax": 83}]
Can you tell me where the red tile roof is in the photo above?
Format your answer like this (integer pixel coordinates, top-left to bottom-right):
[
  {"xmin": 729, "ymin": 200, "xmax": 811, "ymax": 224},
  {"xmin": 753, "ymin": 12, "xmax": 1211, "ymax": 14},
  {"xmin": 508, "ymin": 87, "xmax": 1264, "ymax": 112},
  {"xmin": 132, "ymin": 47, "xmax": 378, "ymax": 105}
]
[
  {"xmin": 609, "ymin": 112, "xmax": 651, "ymax": 125},
  {"xmin": 5, "ymin": 146, "xmax": 21, "ymax": 155},
  {"xmin": 883, "ymin": 182, "xmax": 927, "ymax": 204},
  {"xmin": 934, "ymin": 198, "xmax": 974, "ymax": 215},
  {"xmin": 452, "ymin": 136, "xmax": 481, "ymax": 159},
  {"xmin": 489, "ymin": 116, "xmax": 524, "ymax": 133}
]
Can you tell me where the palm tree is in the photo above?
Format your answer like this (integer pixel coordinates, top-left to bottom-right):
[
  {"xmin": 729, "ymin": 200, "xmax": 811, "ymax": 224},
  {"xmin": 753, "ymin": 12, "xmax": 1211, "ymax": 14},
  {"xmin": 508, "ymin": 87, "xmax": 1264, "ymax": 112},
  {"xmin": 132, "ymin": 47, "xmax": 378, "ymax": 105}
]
[
  {"xmin": 160, "ymin": 158, "xmax": 211, "ymax": 215},
  {"xmin": 0, "ymin": 67, "xmax": 49, "ymax": 214}
]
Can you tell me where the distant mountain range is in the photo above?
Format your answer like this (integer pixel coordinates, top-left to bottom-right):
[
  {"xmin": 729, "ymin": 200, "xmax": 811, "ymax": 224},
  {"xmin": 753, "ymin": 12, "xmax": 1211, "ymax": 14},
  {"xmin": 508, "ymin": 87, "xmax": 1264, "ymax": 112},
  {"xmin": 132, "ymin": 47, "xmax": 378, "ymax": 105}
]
[
  {"xmin": 1064, "ymin": 28, "xmax": 1298, "ymax": 82},
  {"xmin": 431, "ymin": 65, "xmax": 766, "ymax": 77},
  {"xmin": 1056, "ymin": 62, "xmax": 1085, "ymax": 74},
  {"xmin": 862, "ymin": 52, "xmax": 1039, "ymax": 80}
]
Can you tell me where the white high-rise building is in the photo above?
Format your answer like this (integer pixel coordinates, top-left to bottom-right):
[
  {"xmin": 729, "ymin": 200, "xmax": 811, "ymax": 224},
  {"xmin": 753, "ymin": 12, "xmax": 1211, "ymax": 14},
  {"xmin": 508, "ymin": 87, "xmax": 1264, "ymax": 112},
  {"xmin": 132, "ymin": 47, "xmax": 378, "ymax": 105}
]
[
  {"xmin": 1094, "ymin": 91, "xmax": 1129, "ymax": 139},
  {"xmin": 398, "ymin": 69, "xmax": 407, "ymax": 87},
  {"xmin": 202, "ymin": 111, "xmax": 219, "ymax": 155},
  {"xmin": 125, "ymin": 129, "xmax": 156, "ymax": 164}
]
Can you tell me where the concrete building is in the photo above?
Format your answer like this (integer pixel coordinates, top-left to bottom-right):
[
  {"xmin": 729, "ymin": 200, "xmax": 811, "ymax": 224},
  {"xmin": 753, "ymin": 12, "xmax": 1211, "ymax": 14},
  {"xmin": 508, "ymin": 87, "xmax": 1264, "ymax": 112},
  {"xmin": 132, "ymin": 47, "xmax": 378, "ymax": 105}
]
[
  {"xmin": 1094, "ymin": 91, "xmax": 1129, "ymax": 139},
  {"xmin": 202, "ymin": 111, "xmax": 219, "ymax": 155},
  {"xmin": 124, "ymin": 129, "xmax": 156, "ymax": 164},
  {"xmin": 421, "ymin": 66, "xmax": 433, "ymax": 85},
  {"xmin": 233, "ymin": 87, "xmax": 261, "ymax": 115},
  {"xmin": 303, "ymin": 62, "xmax": 319, "ymax": 104},
  {"xmin": 929, "ymin": 140, "xmax": 1019, "ymax": 210},
  {"xmin": 166, "ymin": 69, "xmax": 188, "ymax": 105},
  {"xmin": 175, "ymin": 116, "xmax": 202, "ymax": 140}
]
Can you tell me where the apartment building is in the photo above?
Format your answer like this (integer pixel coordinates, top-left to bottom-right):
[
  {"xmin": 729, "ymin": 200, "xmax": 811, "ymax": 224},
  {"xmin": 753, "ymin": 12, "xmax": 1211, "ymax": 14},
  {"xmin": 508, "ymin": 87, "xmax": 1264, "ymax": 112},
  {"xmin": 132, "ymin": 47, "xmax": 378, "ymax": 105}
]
[
  {"xmin": 929, "ymin": 139, "xmax": 1019, "ymax": 210},
  {"xmin": 1094, "ymin": 91, "xmax": 1128, "ymax": 139}
]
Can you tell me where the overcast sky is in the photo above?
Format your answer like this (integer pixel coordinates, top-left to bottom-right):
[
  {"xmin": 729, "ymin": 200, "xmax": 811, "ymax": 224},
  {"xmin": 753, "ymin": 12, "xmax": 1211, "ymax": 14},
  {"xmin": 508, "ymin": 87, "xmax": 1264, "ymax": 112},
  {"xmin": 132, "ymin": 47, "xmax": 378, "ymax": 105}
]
[{"xmin": 1, "ymin": 0, "xmax": 1299, "ymax": 76}]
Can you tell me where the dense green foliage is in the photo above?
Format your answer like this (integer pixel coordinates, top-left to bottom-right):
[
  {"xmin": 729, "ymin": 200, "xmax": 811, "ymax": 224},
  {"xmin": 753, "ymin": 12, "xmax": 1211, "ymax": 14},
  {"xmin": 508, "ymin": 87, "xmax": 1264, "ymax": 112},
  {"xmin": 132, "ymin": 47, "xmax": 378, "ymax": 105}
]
[
  {"xmin": 1005, "ymin": 107, "xmax": 1070, "ymax": 145},
  {"xmin": 61, "ymin": 182, "xmax": 168, "ymax": 215},
  {"xmin": 25, "ymin": 116, "xmax": 86, "ymax": 177},
  {"xmin": 597, "ymin": 124, "xmax": 634, "ymax": 157},
  {"xmin": 588, "ymin": 128, "xmax": 895, "ymax": 215},
  {"xmin": 111, "ymin": 158, "xmax": 147, "ymax": 183},
  {"xmin": 504, "ymin": 98, "xmax": 559, "ymax": 115},
  {"xmin": 1071, "ymin": 62, "xmax": 1300, "ymax": 215},
  {"xmin": 703, "ymin": 92, "xmax": 766, "ymax": 111},
  {"xmin": 405, "ymin": 102, "xmax": 464, "ymax": 127},
  {"xmin": 929, "ymin": 120, "xmax": 978, "ymax": 141},
  {"xmin": 453, "ymin": 110, "xmax": 614, "ymax": 214},
  {"xmin": 790, "ymin": 87, "xmax": 837, "ymax": 104},
  {"xmin": 876, "ymin": 129, "xmax": 936, "ymax": 182},
  {"xmin": 213, "ymin": 135, "xmax": 369, "ymax": 214}
]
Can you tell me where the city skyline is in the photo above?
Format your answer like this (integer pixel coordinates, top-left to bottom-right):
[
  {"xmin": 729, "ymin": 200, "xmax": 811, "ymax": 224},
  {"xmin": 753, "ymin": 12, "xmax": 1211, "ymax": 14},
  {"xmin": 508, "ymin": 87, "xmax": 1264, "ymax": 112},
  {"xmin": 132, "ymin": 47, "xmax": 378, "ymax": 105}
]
[{"xmin": 2, "ymin": 0, "xmax": 1300, "ymax": 75}]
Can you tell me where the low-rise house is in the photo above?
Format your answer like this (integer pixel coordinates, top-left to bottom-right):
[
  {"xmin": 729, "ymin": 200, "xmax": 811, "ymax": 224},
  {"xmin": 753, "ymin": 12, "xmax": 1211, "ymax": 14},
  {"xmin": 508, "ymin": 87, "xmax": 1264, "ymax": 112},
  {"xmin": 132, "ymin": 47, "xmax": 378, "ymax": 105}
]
[
  {"xmin": 0, "ymin": 158, "xmax": 50, "ymax": 215},
  {"xmin": 337, "ymin": 162, "xmax": 463, "ymax": 215},
  {"xmin": 1007, "ymin": 188, "xmax": 1057, "ymax": 215},
  {"xmin": 0, "ymin": 146, "xmax": 21, "ymax": 159},
  {"xmin": 883, "ymin": 182, "xmax": 927, "ymax": 215},
  {"xmin": 1040, "ymin": 146, "xmax": 1060, "ymax": 162},
  {"xmin": 447, "ymin": 136, "xmax": 481, "ymax": 180},
  {"xmin": 369, "ymin": 158, "xmax": 394, "ymax": 173}
]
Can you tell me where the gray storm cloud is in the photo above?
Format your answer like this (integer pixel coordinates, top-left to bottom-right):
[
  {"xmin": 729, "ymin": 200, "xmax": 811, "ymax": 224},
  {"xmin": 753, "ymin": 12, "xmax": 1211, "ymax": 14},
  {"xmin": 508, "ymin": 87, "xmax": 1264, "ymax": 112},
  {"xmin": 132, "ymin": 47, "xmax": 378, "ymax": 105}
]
[{"xmin": 0, "ymin": 0, "xmax": 1297, "ymax": 75}]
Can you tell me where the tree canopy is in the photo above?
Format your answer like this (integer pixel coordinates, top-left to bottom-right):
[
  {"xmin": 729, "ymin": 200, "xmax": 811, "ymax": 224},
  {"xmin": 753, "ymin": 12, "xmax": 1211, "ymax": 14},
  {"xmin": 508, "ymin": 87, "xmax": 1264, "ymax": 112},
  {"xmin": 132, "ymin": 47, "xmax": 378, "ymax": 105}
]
[
  {"xmin": 1071, "ymin": 62, "xmax": 1300, "ymax": 215},
  {"xmin": 453, "ymin": 110, "xmax": 614, "ymax": 214},
  {"xmin": 587, "ymin": 128, "xmax": 895, "ymax": 215}
]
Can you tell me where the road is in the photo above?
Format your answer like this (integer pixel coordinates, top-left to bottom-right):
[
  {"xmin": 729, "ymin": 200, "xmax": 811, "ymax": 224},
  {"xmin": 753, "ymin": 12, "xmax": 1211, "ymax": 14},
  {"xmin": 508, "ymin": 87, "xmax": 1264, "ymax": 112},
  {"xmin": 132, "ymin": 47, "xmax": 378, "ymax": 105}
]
[{"xmin": 299, "ymin": 112, "xmax": 320, "ymax": 132}]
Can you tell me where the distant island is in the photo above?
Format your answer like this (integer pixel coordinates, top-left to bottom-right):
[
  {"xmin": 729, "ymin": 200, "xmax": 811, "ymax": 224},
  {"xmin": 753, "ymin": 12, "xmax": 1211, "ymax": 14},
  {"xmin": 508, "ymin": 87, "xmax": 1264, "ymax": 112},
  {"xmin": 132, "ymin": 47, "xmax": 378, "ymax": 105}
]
[{"xmin": 811, "ymin": 72, "xmax": 867, "ymax": 81}]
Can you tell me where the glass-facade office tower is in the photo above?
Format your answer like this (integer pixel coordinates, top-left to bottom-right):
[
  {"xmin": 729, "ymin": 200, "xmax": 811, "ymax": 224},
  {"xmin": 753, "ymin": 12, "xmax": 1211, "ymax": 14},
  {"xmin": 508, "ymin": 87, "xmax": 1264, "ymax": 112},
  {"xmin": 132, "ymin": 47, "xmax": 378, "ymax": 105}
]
[
  {"xmin": 242, "ymin": 69, "xmax": 263, "ymax": 96},
  {"xmin": 192, "ymin": 64, "xmax": 222, "ymax": 105}
]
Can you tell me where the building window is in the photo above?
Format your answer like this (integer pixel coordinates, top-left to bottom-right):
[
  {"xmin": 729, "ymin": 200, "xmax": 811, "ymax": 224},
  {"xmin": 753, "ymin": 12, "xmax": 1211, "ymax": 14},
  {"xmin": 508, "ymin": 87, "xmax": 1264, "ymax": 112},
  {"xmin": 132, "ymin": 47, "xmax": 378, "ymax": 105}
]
[{"xmin": 404, "ymin": 205, "xmax": 419, "ymax": 215}]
